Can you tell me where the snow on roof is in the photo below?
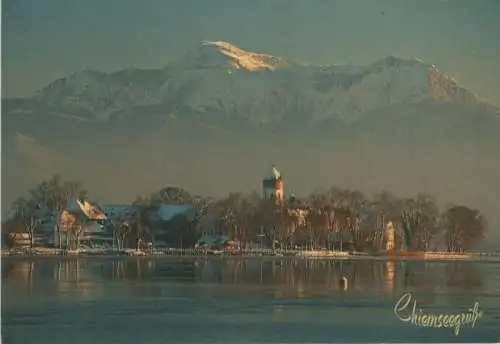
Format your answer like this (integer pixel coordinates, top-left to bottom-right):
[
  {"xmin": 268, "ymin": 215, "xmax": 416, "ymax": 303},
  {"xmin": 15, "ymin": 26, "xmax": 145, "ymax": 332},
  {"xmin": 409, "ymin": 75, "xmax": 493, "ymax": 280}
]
[
  {"xmin": 99, "ymin": 204, "xmax": 194, "ymax": 222},
  {"xmin": 61, "ymin": 199, "xmax": 106, "ymax": 221},
  {"xmin": 101, "ymin": 205, "xmax": 136, "ymax": 219},
  {"xmin": 76, "ymin": 199, "xmax": 107, "ymax": 220},
  {"xmin": 264, "ymin": 165, "xmax": 281, "ymax": 180}
]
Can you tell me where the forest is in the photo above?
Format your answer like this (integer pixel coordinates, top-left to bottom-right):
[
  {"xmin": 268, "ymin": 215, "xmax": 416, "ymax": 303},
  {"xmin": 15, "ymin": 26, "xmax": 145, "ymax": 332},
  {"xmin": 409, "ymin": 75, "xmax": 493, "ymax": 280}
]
[{"xmin": 3, "ymin": 175, "xmax": 487, "ymax": 253}]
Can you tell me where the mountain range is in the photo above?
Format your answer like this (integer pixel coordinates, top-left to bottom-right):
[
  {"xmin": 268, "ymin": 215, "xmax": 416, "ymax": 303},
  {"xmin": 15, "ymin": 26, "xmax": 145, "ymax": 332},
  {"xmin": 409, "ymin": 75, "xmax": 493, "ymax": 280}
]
[{"xmin": 3, "ymin": 40, "xmax": 500, "ymax": 238}]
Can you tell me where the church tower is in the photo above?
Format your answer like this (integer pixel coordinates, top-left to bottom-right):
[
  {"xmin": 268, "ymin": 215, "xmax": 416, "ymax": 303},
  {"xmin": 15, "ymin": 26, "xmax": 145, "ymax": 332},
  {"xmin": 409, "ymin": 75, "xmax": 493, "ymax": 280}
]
[{"xmin": 262, "ymin": 165, "xmax": 284, "ymax": 203}]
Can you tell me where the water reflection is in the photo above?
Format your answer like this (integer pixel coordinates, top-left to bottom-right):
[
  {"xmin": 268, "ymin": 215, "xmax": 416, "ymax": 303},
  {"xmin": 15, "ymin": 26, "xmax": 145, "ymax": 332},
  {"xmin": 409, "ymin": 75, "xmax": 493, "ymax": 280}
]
[
  {"xmin": 386, "ymin": 260, "xmax": 395, "ymax": 291},
  {"xmin": 446, "ymin": 261, "xmax": 483, "ymax": 290},
  {"xmin": 2, "ymin": 261, "xmax": 35, "ymax": 295},
  {"xmin": 2, "ymin": 257, "xmax": 485, "ymax": 304}
]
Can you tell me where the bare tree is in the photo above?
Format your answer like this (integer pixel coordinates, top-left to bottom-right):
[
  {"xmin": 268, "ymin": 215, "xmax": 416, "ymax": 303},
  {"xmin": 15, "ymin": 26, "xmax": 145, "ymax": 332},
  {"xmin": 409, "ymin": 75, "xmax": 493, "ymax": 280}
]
[
  {"xmin": 441, "ymin": 205, "xmax": 486, "ymax": 252},
  {"xmin": 149, "ymin": 186, "xmax": 193, "ymax": 205},
  {"xmin": 216, "ymin": 193, "xmax": 244, "ymax": 242},
  {"xmin": 112, "ymin": 218, "xmax": 132, "ymax": 250},
  {"xmin": 59, "ymin": 210, "xmax": 74, "ymax": 249},
  {"xmin": 10, "ymin": 197, "xmax": 43, "ymax": 248},
  {"xmin": 30, "ymin": 175, "xmax": 85, "ymax": 249},
  {"xmin": 372, "ymin": 191, "xmax": 403, "ymax": 224},
  {"xmin": 399, "ymin": 194, "xmax": 440, "ymax": 251},
  {"xmin": 412, "ymin": 195, "xmax": 439, "ymax": 249},
  {"xmin": 305, "ymin": 207, "xmax": 330, "ymax": 249},
  {"xmin": 400, "ymin": 208, "xmax": 424, "ymax": 251},
  {"xmin": 336, "ymin": 207, "xmax": 360, "ymax": 251}
]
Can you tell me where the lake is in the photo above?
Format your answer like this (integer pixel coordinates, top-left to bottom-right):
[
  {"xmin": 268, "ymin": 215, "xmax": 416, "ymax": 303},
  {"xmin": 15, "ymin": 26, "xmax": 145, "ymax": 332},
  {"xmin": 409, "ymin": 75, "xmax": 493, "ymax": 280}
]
[{"xmin": 2, "ymin": 257, "xmax": 500, "ymax": 343}]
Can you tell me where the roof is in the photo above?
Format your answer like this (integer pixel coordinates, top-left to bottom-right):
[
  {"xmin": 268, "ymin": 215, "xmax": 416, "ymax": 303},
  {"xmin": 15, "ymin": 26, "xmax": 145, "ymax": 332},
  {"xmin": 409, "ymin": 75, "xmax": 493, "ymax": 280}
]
[
  {"xmin": 157, "ymin": 204, "xmax": 193, "ymax": 222},
  {"xmin": 100, "ymin": 204, "xmax": 194, "ymax": 222},
  {"xmin": 264, "ymin": 165, "xmax": 281, "ymax": 180},
  {"xmin": 65, "ymin": 199, "xmax": 107, "ymax": 220},
  {"xmin": 76, "ymin": 199, "xmax": 106, "ymax": 220},
  {"xmin": 101, "ymin": 205, "xmax": 136, "ymax": 219},
  {"xmin": 197, "ymin": 235, "xmax": 229, "ymax": 245}
]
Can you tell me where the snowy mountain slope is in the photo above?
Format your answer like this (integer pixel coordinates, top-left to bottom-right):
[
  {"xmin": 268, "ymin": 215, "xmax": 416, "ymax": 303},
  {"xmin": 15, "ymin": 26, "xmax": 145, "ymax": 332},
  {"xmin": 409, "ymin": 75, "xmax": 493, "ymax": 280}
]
[
  {"xmin": 28, "ymin": 68, "xmax": 169, "ymax": 121},
  {"xmin": 7, "ymin": 40, "xmax": 496, "ymax": 125},
  {"xmin": 159, "ymin": 43, "xmax": 494, "ymax": 124}
]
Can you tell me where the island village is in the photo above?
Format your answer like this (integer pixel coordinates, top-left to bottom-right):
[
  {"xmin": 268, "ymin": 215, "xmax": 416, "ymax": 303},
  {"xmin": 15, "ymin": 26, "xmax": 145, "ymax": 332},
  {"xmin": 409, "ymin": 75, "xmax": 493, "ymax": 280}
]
[{"xmin": 2, "ymin": 165, "xmax": 487, "ymax": 259}]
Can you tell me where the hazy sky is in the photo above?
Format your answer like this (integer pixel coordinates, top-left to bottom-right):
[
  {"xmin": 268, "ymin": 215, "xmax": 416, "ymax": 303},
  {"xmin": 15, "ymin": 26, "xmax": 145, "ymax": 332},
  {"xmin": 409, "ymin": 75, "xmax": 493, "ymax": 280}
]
[{"xmin": 3, "ymin": 0, "xmax": 500, "ymax": 105}]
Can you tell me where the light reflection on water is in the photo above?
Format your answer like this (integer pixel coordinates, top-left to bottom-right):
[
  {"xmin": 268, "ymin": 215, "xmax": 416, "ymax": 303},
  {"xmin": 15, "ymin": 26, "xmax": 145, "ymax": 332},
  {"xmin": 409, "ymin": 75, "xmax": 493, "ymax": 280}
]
[{"xmin": 2, "ymin": 257, "xmax": 500, "ymax": 343}]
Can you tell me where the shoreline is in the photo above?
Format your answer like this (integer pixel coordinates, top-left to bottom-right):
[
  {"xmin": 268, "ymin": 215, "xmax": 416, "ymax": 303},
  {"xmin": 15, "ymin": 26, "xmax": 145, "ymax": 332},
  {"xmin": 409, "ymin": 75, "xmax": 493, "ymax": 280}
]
[{"xmin": 2, "ymin": 248, "xmax": 500, "ymax": 262}]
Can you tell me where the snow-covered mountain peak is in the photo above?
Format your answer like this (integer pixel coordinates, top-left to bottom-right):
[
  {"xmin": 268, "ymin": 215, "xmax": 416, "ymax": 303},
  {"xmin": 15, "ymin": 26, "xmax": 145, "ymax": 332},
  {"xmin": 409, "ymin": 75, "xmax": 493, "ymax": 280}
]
[
  {"xmin": 176, "ymin": 40, "xmax": 289, "ymax": 71},
  {"xmin": 14, "ymin": 41, "xmax": 497, "ymax": 124},
  {"xmin": 362, "ymin": 55, "xmax": 481, "ymax": 105}
]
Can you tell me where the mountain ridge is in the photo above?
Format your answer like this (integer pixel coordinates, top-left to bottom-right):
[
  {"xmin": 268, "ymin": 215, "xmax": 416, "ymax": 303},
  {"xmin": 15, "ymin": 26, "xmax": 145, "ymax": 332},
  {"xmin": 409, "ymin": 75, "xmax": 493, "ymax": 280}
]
[
  {"xmin": 3, "ymin": 41, "xmax": 500, "ymax": 237},
  {"xmin": 5, "ymin": 41, "xmax": 497, "ymax": 125}
]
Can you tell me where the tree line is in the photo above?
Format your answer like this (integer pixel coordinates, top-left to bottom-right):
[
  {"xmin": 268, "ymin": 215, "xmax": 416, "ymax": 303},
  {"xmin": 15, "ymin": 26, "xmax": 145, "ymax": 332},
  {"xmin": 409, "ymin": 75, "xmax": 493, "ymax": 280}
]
[{"xmin": 3, "ymin": 175, "xmax": 487, "ymax": 253}]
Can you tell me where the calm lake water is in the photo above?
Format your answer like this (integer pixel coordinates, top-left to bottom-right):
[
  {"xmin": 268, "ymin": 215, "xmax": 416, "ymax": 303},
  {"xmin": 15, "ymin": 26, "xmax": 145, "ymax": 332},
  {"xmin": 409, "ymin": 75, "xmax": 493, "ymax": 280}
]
[{"xmin": 2, "ymin": 257, "xmax": 500, "ymax": 343}]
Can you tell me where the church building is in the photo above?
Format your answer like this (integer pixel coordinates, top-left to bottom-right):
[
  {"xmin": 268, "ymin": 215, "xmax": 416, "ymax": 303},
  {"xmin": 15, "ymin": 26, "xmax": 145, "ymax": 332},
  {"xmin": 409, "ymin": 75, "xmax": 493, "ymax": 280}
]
[{"xmin": 262, "ymin": 165, "xmax": 284, "ymax": 204}]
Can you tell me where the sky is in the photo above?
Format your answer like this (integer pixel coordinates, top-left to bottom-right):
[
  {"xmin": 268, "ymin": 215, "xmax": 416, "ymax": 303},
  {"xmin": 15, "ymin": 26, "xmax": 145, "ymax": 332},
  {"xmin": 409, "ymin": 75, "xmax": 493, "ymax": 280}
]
[{"xmin": 2, "ymin": 0, "xmax": 500, "ymax": 105}]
